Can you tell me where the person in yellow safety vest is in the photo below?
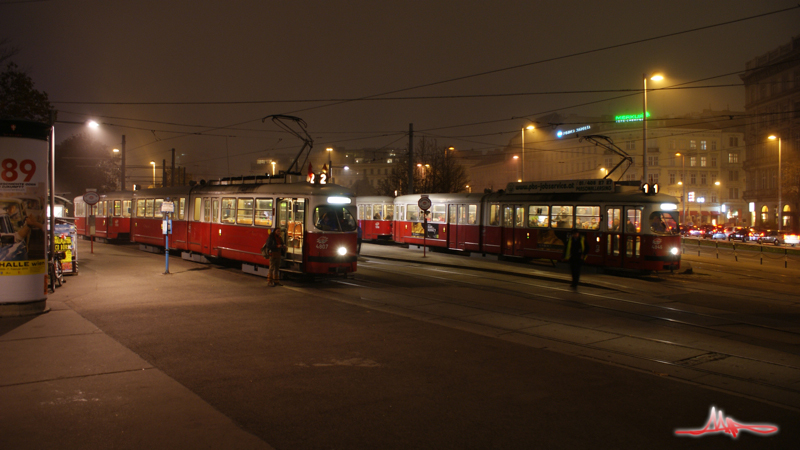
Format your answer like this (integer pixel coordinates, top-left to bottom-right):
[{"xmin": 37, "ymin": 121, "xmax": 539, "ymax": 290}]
[{"xmin": 563, "ymin": 230, "xmax": 587, "ymax": 289}]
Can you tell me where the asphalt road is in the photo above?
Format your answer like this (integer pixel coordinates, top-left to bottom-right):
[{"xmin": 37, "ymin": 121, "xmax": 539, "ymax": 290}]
[{"xmin": 33, "ymin": 240, "xmax": 800, "ymax": 449}]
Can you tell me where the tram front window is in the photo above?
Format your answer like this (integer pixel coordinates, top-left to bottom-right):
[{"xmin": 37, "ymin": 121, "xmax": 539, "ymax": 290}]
[
  {"xmin": 649, "ymin": 211, "xmax": 680, "ymax": 235},
  {"xmin": 314, "ymin": 206, "xmax": 357, "ymax": 232}
]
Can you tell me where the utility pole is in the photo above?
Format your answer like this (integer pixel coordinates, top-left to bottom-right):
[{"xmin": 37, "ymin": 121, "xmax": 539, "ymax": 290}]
[
  {"xmin": 121, "ymin": 135, "xmax": 126, "ymax": 190},
  {"xmin": 408, "ymin": 123, "xmax": 414, "ymax": 195},
  {"xmin": 162, "ymin": 159, "xmax": 166, "ymax": 187},
  {"xmin": 171, "ymin": 148, "xmax": 175, "ymax": 187}
]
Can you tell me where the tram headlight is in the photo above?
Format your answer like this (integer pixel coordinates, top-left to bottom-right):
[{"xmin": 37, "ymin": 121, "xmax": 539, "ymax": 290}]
[
  {"xmin": 670, "ymin": 247, "xmax": 679, "ymax": 255},
  {"xmin": 337, "ymin": 247, "xmax": 348, "ymax": 256}
]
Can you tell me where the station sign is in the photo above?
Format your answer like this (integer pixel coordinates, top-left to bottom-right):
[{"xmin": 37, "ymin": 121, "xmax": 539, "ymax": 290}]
[
  {"xmin": 83, "ymin": 190, "xmax": 99, "ymax": 205},
  {"xmin": 556, "ymin": 125, "xmax": 591, "ymax": 138},
  {"xmin": 418, "ymin": 195, "xmax": 431, "ymax": 211}
]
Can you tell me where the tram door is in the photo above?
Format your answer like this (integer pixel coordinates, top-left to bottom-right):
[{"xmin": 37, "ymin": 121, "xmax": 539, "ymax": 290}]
[
  {"xmin": 623, "ymin": 206, "xmax": 643, "ymax": 268},
  {"xmin": 447, "ymin": 204, "xmax": 459, "ymax": 250},
  {"xmin": 501, "ymin": 204, "xmax": 525, "ymax": 256},
  {"xmin": 605, "ymin": 207, "xmax": 622, "ymax": 267},
  {"xmin": 277, "ymin": 198, "xmax": 306, "ymax": 266}
]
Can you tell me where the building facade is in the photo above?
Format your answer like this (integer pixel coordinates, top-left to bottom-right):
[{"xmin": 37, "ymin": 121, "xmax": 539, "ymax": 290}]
[
  {"xmin": 741, "ymin": 34, "xmax": 800, "ymax": 231},
  {"xmin": 504, "ymin": 112, "xmax": 747, "ymax": 226}
]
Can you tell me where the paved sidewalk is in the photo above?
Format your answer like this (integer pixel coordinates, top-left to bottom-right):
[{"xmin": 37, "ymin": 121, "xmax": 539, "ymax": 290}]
[{"xmin": 0, "ymin": 296, "xmax": 273, "ymax": 449}]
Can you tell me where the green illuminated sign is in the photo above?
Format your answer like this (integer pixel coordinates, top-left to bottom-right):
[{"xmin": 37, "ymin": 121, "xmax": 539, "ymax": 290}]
[{"xmin": 615, "ymin": 111, "xmax": 651, "ymax": 123}]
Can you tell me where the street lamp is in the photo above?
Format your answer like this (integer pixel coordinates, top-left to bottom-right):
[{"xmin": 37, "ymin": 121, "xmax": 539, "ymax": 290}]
[
  {"xmin": 642, "ymin": 73, "xmax": 663, "ymax": 186},
  {"xmin": 512, "ymin": 155, "xmax": 521, "ymax": 181},
  {"xmin": 676, "ymin": 152, "xmax": 685, "ymax": 223},
  {"xmin": 521, "ymin": 125, "xmax": 534, "ymax": 182},
  {"xmin": 88, "ymin": 121, "xmax": 126, "ymax": 190},
  {"xmin": 270, "ymin": 161, "xmax": 276, "ymax": 176},
  {"xmin": 150, "ymin": 161, "xmax": 156, "ymax": 188},
  {"xmin": 768, "ymin": 135, "xmax": 782, "ymax": 231}
]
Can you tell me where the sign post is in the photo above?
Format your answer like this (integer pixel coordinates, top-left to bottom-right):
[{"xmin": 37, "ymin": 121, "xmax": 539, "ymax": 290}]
[
  {"xmin": 161, "ymin": 199, "xmax": 174, "ymax": 274},
  {"xmin": 418, "ymin": 195, "xmax": 431, "ymax": 258},
  {"xmin": 83, "ymin": 190, "xmax": 99, "ymax": 254}
]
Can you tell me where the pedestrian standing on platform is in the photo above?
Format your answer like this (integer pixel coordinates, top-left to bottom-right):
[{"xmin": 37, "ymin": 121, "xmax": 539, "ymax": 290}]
[
  {"xmin": 265, "ymin": 227, "xmax": 285, "ymax": 287},
  {"xmin": 357, "ymin": 225, "xmax": 362, "ymax": 255},
  {"xmin": 563, "ymin": 230, "xmax": 587, "ymax": 289}
]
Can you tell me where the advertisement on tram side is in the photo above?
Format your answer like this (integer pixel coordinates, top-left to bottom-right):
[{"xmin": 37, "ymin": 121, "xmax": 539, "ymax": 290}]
[{"xmin": 0, "ymin": 120, "xmax": 50, "ymax": 303}]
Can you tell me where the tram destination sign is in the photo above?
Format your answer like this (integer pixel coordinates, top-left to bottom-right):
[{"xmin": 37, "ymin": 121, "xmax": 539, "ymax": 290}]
[{"xmin": 506, "ymin": 179, "xmax": 614, "ymax": 194}]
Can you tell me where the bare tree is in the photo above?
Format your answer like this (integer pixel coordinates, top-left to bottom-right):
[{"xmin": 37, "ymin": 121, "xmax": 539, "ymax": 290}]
[
  {"xmin": 0, "ymin": 38, "xmax": 19, "ymax": 66},
  {"xmin": 377, "ymin": 138, "xmax": 469, "ymax": 195}
]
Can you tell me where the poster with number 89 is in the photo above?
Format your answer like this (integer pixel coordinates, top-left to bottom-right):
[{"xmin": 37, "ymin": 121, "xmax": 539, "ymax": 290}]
[{"xmin": 1, "ymin": 120, "xmax": 50, "ymax": 304}]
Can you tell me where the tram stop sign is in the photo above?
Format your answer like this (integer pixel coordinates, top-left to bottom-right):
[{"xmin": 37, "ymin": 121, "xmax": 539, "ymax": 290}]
[
  {"xmin": 83, "ymin": 190, "xmax": 99, "ymax": 206},
  {"xmin": 418, "ymin": 195, "xmax": 431, "ymax": 211}
]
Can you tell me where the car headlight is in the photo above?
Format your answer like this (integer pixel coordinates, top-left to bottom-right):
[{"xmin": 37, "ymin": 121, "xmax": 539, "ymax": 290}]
[
  {"xmin": 670, "ymin": 247, "xmax": 679, "ymax": 255},
  {"xmin": 337, "ymin": 247, "xmax": 347, "ymax": 256}
]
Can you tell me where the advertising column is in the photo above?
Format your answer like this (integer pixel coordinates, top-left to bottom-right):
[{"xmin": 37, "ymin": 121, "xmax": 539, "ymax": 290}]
[{"xmin": 0, "ymin": 120, "xmax": 50, "ymax": 315}]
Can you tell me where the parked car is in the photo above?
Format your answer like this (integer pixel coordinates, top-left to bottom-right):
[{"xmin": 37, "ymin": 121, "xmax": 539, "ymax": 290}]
[
  {"xmin": 728, "ymin": 227, "xmax": 752, "ymax": 242},
  {"xmin": 756, "ymin": 230, "xmax": 783, "ymax": 245},
  {"xmin": 680, "ymin": 225, "xmax": 697, "ymax": 236}
]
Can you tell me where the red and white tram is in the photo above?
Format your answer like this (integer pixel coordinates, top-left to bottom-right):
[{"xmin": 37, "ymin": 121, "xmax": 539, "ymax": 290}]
[
  {"xmin": 74, "ymin": 191, "xmax": 134, "ymax": 241},
  {"xmin": 356, "ymin": 196, "xmax": 395, "ymax": 241},
  {"xmin": 391, "ymin": 180, "xmax": 681, "ymax": 272},
  {"xmin": 75, "ymin": 181, "xmax": 359, "ymax": 276}
]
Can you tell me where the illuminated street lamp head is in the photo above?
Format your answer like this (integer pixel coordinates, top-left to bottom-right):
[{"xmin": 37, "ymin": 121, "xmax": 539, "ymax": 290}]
[
  {"xmin": 416, "ymin": 163, "xmax": 422, "ymax": 167},
  {"xmin": 512, "ymin": 155, "xmax": 519, "ymax": 160},
  {"xmin": 112, "ymin": 148, "xmax": 120, "ymax": 153},
  {"xmin": 675, "ymin": 152, "xmax": 681, "ymax": 157},
  {"xmin": 87, "ymin": 120, "xmax": 99, "ymax": 129},
  {"xmin": 150, "ymin": 161, "xmax": 155, "ymax": 166},
  {"xmin": 715, "ymin": 181, "xmax": 721, "ymax": 186},
  {"xmin": 525, "ymin": 125, "xmax": 535, "ymax": 131},
  {"xmin": 768, "ymin": 135, "xmax": 778, "ymax": 140},
  {"xmin": 650, "ymin": 74, "xmax": 664, "ymax": 81},
  {"xmin": 326, "ymin": 147, "xmax": 333, "ymax": 152}
]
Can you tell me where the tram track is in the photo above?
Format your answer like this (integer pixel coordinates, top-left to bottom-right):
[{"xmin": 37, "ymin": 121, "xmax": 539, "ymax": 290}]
[{"xmin": 307, "ymin": 260, "xmax": 800, "ymax": 410}]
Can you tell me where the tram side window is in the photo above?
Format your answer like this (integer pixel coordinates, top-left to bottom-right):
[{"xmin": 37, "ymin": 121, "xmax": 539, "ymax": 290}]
[
  {"xmin": 528, "ymin": 205, "xmax": 549, "ymax": 228},
  {"xmin": 607, "ymin": 208, "xmax": 622, "ymax": 231},
  {"xmin": 468, "ymin": 204, "xmax": 477, "ymax": 224},
  {"xmin": 145, "ymin": 199, "xmax": 155, "ymax": 218},
  {"xmin": 515, "ymin": 206, "xmax": 525, "ymax": 227},
  {"xmin": 255, "ymin": 199, "xmax": 273, "ymax": 227},
  {"xmin": 448, "ymin": 205, "xmax": 457, "ymax": 224},
  {"xmin": 193, "ymin": 198, "xmax": 202, "ymax": 221},
  {"xmin": 136, "ymin": 199, "xmax": 146, "ymax": 217},
  {"xmin": 177, "ymin": 198, "xmax": 185, "ymax": 220},
  {"xmin": 221, "ymin": 198, "xmax": 235, "ymax": 224},
  {"xmin": 364, "ymin": 204, "xmax": 372, "ymax": 220},
  {"xmin": 489, "ymin": 204, "xmax": 500, "ymax": 226},
  {"xmin": 575, "ymin": 206, "xmax": 600, "ymax": 230},
  {"xmin": 97, "ymin": 201, "xmax": 106, "ymax": 217},
  {"xmin": 154, "ymin": 199, "xmax": 163, "ymax": 216},
  {"xmin": 625, "ymin": 209, "xmax": 642, "ymax": 233},
  {"xmin": 237, "ymin": 198, "xmax": 254, "ymax": 225},
  {"xmin": 357, "ymin": 205, "xmax": 365, "ymax": 221},
  {"xmin": 372, "ymin": 204, "xmax": 383, "ymax": 219},
  {"xmin": 431, "ymin": 204, "xmax": 446, "ymax": 222},
  {"xmin": 551, "ymin": 205, "xmax": 573, "ymax": 228},
  {"xmin": 407, "ymin": 204, "xmax": 419, "ymax": 221},
  {"xmin": 212, "ymin": 199, "xmax": 220, "ymax": 223},
  {"xmin": 396, "ymin": 204, "xmax": 405, "ymax": 221},
  {"xmin": 385, "ymin": 205, "xmax": 394, "ymax": 220},
  {"xmin": 113, "ymin": 200, "xmax": 121, "ymax": 217},
  {"xmin": 503, "ymin": 205, "xmax": 514, "ymax": 227}
]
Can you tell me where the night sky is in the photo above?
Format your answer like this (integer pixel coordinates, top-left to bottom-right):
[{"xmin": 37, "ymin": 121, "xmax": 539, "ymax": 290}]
[{"xmin": 2, "ymin": 0, "xmax": 798, "ymax": 180}]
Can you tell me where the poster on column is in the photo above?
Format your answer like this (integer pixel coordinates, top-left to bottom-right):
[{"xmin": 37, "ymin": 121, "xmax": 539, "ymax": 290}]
[{"xmin": 0, "ymin": 120, "xmax": 50, "ymax": 303}]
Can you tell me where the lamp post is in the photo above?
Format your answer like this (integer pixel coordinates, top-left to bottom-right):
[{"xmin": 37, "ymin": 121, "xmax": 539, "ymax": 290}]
[
  {"xmin": 520, "ymin": 125, "xmax": 534, "ymax": 181},
  {"xmin": 714, "ymin": 180, "xmax": 721, "ymax": 225},
  {"xmin": 150, "ymin": 161, "xmax": 156, "ymax": 188},
  {"xmin": 512, "ymin": 155, "xmax": 520, "ymax": 182},
  {"xmin": 642, "ymin": 73, "xmax": 663, "ymax": 186},
  {"xmin": 768, "ymin": 135, "xmax": 782, "ymax": 232},
  {"xmin": 270, "ymin": 161, "xmax": 276, "ymax": 176},
  {"xmin": 676, "ymin": 152, "xmax": 685, "ymax": 223}
]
